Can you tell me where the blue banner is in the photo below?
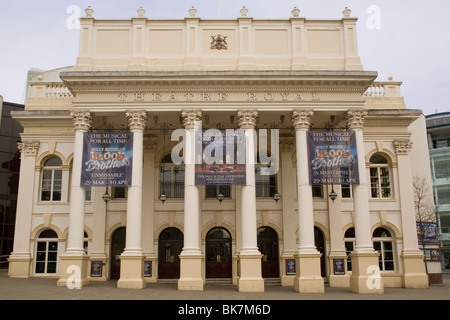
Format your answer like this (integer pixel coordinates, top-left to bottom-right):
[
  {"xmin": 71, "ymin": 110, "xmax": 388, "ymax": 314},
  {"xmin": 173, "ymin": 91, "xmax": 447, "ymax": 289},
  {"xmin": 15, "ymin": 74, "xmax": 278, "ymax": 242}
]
[
  {"xmin": 81, "ymin": 132, "xmax": 133, "ymax": 187},
  {"xmin": 307, "ymin": 131, "xmax": 359, "ymax": 185}
]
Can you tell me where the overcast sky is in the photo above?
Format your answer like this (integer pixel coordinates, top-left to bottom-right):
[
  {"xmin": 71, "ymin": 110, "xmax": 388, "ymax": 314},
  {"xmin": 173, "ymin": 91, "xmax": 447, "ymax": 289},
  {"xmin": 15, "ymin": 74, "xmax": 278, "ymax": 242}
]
[{"xmin": 0, "ymin": 0, "xmax": 448, "ymax": 116}]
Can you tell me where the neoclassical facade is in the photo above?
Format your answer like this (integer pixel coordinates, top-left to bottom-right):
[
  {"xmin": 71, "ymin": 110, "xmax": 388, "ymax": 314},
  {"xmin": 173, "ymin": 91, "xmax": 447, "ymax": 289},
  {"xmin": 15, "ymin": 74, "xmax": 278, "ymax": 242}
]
[{"xmin": 8, "ymin": 6, "xmax": 431, "ymax": 293}]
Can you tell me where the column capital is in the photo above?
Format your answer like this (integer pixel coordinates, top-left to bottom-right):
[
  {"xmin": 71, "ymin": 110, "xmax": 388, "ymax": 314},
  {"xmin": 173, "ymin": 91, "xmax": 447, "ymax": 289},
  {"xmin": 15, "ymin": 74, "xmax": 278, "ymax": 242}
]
[
  {"xmin": 237, "ymin": 110, "xmax": 258, "ymax": 129},
  {"xmin": 18, "ymin": 141, "xmax": 40, "ymax": 157},
  {"xmin": 292, "ymin": 110, "xmax": 313, "ymax": 130},
  {"xmin": 346, "ymin": 110, "xmax": 367, "ymax": 130},
  {"xmin": 394, "ymin": 139, "xmax": 413, "ymax": 155},
  {"xmin": 70, "ymin": 111, "xmax": 92, "ymax": 131},
  {"xmin": 182, "ymin": 110, "xmax": 202, "ymax": 130},
  {"xmin": 126, "ymin": 111, "xmax": 147, "ymax": 131}
]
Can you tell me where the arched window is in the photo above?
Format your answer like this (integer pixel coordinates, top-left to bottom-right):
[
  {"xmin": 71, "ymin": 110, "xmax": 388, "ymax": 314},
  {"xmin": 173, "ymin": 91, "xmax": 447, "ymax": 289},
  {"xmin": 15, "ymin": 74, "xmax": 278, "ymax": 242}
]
[
  {"xmin": 373, "ymin": 227, "xmax": 395, "ymax": 271},
  {"xmin": 41, "ymin": 157, "xmax": 62, "ymax": 201},
  {"xmin": 35, "ymin": 229, "xmax": 58, "ymax": 274},
  {"xmin": 344, "ymin": 227, "xmax": 355, "ymax": 272},
  {"xmin": 369, "ymin": 154, "xmax": 392, "ymax": 198},
  {"xmin": 160, "ymin": 154, "xmax": 184, "ymax": 198}
]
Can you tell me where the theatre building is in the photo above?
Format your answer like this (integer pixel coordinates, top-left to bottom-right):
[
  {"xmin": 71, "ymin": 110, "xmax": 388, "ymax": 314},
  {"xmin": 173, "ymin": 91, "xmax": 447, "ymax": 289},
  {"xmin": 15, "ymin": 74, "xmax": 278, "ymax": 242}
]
[{"xmin": 8, "ymin": 6, "xmax": 432, "ymax": 293}]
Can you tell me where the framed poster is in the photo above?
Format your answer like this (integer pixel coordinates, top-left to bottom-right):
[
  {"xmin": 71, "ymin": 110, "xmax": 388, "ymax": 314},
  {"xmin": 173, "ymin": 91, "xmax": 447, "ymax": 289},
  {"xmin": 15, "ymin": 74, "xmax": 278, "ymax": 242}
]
[
  {"xmin": 90, "ymin": 261, "xmax": 102, "ymax": 277},
  {"xmin": 144, "ymin": 261, "xmax": 152, "ymax": 277},
  {"xmin": 333, "ymin": 259, "xmax": 345, "ymax": 275},
  {"xmin": 286, "ymin": 259, "xmax": 296, "ymax": 275}
]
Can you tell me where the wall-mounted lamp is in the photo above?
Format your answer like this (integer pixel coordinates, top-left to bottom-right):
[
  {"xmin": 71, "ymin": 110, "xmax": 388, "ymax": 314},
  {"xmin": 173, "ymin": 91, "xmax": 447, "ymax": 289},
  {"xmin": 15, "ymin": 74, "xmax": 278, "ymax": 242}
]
[
  {"xmin": 273, "ymin": 192, "xmax": 281, "ymax": 203},
  {"xmin": 102, "ymin": 188, "xmax": 111, "ymax": 203},
  {"xmin": 329, "ymin": 185, "xmax": 338, "ymax": 202},
  {"xmin": 160, "ymin": 193, "xmax": 167, "ymax": 204},
  {"xmin": 217, "ymin": 193, "xmax": 224, "ymax": 204}
]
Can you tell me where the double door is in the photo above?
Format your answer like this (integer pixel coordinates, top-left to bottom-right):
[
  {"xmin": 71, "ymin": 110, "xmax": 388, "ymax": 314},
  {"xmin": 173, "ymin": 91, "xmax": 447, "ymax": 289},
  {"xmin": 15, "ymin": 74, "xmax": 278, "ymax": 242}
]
[
  {"xmin": 205, "ymin": 228, "xmax": 232, "ymax": 278},
  {"xmin": 158, "ymin": 228, "xmax": 183, "ymax": 279}
]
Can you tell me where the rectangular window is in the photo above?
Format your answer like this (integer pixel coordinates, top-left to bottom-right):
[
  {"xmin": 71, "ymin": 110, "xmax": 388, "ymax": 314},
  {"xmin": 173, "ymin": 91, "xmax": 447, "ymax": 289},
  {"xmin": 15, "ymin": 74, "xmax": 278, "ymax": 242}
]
[
  {"xmin": 206, "ymin": 185, "xmax": 231, "ymax": 199},
  {"xmin": 41, "ymin": 169, "xmax": 62, "ymax": 202}
]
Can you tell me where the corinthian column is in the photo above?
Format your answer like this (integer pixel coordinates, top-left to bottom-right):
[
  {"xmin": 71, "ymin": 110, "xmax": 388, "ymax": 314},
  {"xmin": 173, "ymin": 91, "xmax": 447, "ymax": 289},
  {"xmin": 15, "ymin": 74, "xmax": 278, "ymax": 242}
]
[
  {"xmin": 292, "ymin": 110, "xmax": 324, "ymax": 294},
  {"xmin": 346, "ymin": 110, "xmax": 383, "ymax": 294},
  {"xmin": 394, "ymin": 139, "xmax": 429, "ymax": 288},
  {"xmin": 118, "ymin": 111, "xmax": 147, "ymax": 289},
  {"xmin": 57, "ymin": 111, "xmax": 91, "ymax": 288},
  {"xmin": 178, "ymin": 110, "xmax": 204, "ymax": 291},
  {"xmin": 236, "ymin": 110, "xmax": 264, "ymax": 292},
  {"xmin": 8, "ymin": 141, "xmax": 40, "ymax": 278}
]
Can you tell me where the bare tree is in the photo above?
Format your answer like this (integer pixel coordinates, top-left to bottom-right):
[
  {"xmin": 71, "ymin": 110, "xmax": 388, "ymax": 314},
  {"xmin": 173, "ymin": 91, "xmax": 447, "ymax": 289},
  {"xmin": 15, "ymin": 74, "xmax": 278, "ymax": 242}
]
[{"xmin": 413, "ymin": 176, "xmax": 438, "ymax": 277}]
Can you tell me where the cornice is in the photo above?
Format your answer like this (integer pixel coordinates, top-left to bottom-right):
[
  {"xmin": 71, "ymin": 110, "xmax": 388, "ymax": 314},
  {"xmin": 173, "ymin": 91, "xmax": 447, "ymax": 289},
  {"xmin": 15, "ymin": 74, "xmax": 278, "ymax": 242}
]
[
  {"xmin": 60, "ymin": 70, "xmax": 378, "ymax": 95},
  {"xmin": 11, "ymin": 110, "xmax": 73, "ymax": 128}
]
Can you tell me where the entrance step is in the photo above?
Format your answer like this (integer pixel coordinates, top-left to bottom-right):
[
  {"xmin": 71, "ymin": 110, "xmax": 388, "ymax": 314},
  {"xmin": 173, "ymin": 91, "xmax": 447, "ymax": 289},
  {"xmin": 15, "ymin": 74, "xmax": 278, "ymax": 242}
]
[
  {"xmin": 264, "ymin": 278, "xmax": 281, "ymax": 286},
  {"xmin": 206, "ymin": 278, "xmax": 233, "ymax": 285}
]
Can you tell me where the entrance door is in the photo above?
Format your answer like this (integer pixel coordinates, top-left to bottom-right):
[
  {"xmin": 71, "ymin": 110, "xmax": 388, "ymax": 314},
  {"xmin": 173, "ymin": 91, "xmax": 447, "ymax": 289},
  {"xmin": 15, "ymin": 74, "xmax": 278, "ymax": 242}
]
[
  {"xmin": 257, "ymin": 227, "xmax": 279, "ymax": 278},
  {"xmin": 158, "ymin": 228, "xmax": 183, "ymax": 279},
  {"xmin": 205, "ymin": 227, "xmax": 232, "ymax": 278},
  {"xmin": 314, "ymin": 227, "xmax": 326, "ymax": 278},
  {"xmin": 110, "ymin": 227, "xmax": 126, "ymax": 280}
]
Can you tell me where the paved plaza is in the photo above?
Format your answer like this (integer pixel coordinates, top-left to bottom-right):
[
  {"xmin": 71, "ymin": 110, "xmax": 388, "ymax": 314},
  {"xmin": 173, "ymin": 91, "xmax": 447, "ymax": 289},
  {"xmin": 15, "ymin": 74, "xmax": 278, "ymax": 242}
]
[{"xmin": 1, "ymin": 269, "xmax": 449, "ymax": 301}]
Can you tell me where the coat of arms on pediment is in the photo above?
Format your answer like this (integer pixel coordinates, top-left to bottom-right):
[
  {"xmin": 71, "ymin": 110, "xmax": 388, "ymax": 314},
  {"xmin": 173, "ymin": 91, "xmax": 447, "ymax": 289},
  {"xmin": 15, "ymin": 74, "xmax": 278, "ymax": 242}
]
[{"xmin": 210, "ymin": 34, "xmax": 228, "ymax": 50}]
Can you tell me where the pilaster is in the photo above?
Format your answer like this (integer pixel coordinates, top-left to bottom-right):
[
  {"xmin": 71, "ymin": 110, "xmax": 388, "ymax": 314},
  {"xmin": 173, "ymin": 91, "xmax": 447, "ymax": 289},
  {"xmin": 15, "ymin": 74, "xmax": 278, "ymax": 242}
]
[
  {"xmin": 394, "ymin": 139, "xmax": 429, "ymax": 288},
  {"xmin": 8, "ymin": 141, "xmax": 40, "ymax": 278}
]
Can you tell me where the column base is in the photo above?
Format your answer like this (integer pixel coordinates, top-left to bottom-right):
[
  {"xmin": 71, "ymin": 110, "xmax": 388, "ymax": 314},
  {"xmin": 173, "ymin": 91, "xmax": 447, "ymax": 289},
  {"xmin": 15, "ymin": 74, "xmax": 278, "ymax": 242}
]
[
  {"xmin": 293, "ymin": 252, "xmax": 324, "ymax": 293},
  {"xmin": 117, "ymin": 254, "xmax": 146, "ymax": 289},
  {"xmin": 401, "ymin": 251, "xmax": 429, "ymax": 288},
  {"xmin": 88, "ymin": 255, "xmax": 108, "ymax": 282},
  {"xmin": 178, "ymin": 253, "xmax": 204, "ymax": 291},
  {"xmin": 8, "ymin": 253, "xmax": 32, "ymax": 278},
  {"xmin": 57, "ymin": 253, "xmax": 90, "ymax": 288},
  {"xmin": 238, "ymin": 253, "xmax": 264, "ymax": 292},
  {"xmin": 328, "ymin": 253, "xmax": 350, "ymax": 288},
  {"xmin": 349, "ymin": 251, "xmax": 384, "ymax": 294}
]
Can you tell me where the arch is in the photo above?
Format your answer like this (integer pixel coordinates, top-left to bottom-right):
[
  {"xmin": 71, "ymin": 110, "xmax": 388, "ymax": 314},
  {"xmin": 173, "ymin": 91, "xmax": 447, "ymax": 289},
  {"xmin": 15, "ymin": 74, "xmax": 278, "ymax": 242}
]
[
  {"xmin": 36, "ymin": 151, "xmax": 69, "ymax": 168},
  {"xmin": 61, "ymin": 225, "xmax": 93, "ymax": 241},
  {"xmin": 257, "ymin": 221, "xmax": 283, "ymax": 243},
  {"xmin": 365, "ymin": 149, "xmax": 397, "ymax": 168},
  {"xmin": 30, "ymin": 224, "xmax": 64, "ymax": 240},
  {"xmin": 202, "ymin": 221, "xmax": 236, "ymax": 242},
  {"xmin": 106, "ymin": 221, "xmax": 126, "ymax": 243},
  {"xmin": 295, "ymin": 222, "xmax": 330, "ymax": 243},
  {"xmin": 154, "ymin": 223, "xmax": 184, "ymax": 242},
  {"xmin": 370, "ymin": 222, "xmax": 402, "ymax": 239},
  {"xmin": 38, "ymin": 229, "xmax": 58, "ymax": 238}
]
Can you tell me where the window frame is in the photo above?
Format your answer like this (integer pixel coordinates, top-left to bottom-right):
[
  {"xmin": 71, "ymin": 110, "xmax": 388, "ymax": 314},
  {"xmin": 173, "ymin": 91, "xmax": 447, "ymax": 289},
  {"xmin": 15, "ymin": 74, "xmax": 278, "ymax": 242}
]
[
  {"xmin": 40, "ymin": 157, "xmax": 63, "ymax": 202},
  {"xmin": 369, "ymin": 154, "xmax": 392, "ymax": 199},
  {"xmin": 159, "ymin": 154, "xmax": 185, "ymax": 199},
  {"xmin": 373, "ymin": 228, "xmax": 396, "ymax": 272},
  {"xmin": 35, "ymin": 229, "xmax": 59, "ymax": 275}
]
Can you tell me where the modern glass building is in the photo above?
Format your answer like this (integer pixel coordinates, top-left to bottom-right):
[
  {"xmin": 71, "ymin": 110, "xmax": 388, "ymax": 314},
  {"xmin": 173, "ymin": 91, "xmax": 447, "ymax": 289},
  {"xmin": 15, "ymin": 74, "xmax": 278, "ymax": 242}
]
[
  {"xmin": 0, "ymin": 97, "xmax": 24, "ymax": 268},
  {"xmin": 426, "ymin": 112, "xmax": 450, "ymax": 269}
]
